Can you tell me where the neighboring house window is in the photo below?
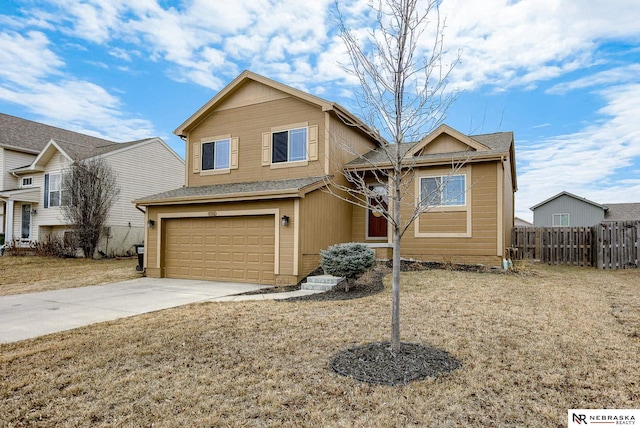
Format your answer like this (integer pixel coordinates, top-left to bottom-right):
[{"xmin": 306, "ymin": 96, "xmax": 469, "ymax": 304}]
[
  {"xmin": 21, "ymin": 204, "xmax": 31, "ymax": 240},
  {"xmin": 21, "ymin": 177, "xmax": 33, "ymax": 187},
  {"xmin": 272, "ymin": 127, "xmax": 307, "ymax": 163},
  {"xmin": 553, "ymin": 213, "xmax": 569, "ymax": 227},
  {"xmin": 44, "ymin": 173, "xmax": 66, "ymax": 208},
  {"xmin": 202, "ymin": 138, "xmax": 230, "ymax": 170},
  {"xmin": 420, "ymin": 175, "xmax": 466, "ymax": 207}
]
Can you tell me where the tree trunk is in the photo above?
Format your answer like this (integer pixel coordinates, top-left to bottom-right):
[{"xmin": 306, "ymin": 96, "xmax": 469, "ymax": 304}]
[
  {"xmin": 391, "ymin": 164, "xmax": 403, "ymax": 352},
  {"xmin": 391, "ymin": 229, "xmax": 401, "ymax": 351}
]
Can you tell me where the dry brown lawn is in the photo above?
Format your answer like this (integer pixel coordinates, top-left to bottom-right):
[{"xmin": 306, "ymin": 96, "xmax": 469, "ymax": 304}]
[
  {"xmin": 1, "ymin": 263, "xmax": 639, "ymax": 427},
  {"xmin": 0, "ymin": 256, "xmax": 141, "ymax": 296}
]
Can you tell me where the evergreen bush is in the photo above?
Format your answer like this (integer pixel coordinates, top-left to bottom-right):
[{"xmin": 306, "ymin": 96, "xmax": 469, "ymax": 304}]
[{"xmin": 320, "ymin": 243, "xmax": 375, "ymax": 291}]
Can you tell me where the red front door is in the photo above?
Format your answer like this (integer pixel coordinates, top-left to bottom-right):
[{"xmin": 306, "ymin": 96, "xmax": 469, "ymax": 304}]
[{"xmin": 367, "ymin": 185, "xmax": 388, "ymax": 238}]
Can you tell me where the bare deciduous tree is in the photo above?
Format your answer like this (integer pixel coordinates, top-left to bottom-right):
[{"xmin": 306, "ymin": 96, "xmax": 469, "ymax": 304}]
[
  {"xmin": 61, "ymin": 158, "xmax": 120, "ymax": 258},
  {"xmin": 331, "ymin": 0, "xmax": 461, "ymax": 351}
]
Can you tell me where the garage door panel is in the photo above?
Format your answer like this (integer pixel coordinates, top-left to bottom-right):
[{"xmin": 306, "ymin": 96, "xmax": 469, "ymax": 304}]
[{"xmin": 164, "ymin": 215, "xmax": 275, "ymax": 284}]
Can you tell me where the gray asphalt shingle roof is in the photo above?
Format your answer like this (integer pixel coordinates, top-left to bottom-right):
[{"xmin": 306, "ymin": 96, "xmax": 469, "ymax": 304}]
[
  {"xmin": 604, "ymin": 203, "xmax": 640, "ymax": 221},
  {"xmin": 0, "ymin": 113, "xmax": 114, "ymax": 154},
  {"xmin": 346, "ymin": 131, "xmax": 514, "ymax": 167},
  {"xmin": 135, "ymin": 176, "xmax": 328, "ymax": 203},
  {"xmin": 53, "ymin": 138, "xmax": 155, "ymax": 161}
]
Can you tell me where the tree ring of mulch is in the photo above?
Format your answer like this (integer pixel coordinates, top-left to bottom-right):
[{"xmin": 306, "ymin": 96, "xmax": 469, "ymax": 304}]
[{"xmin": 331, "ymin": 341, "xmax": 462, "ymax": 386}]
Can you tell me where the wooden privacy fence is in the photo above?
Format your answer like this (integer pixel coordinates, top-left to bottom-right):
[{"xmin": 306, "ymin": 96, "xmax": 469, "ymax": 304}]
[{"xmin": 511, "ymin": 221, "xmax": 640, "ymax": 269}]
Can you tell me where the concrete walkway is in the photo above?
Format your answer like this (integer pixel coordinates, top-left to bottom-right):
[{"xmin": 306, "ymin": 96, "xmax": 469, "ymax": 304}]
[{"xmin": 0, "ymin": 278, "xmax": 322, "ymax": 344}]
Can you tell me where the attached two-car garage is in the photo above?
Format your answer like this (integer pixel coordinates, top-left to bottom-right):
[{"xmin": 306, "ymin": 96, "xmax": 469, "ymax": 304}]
[{"xmin": 163, "ymin": 215, "xmax": 276, "ymax": 284}]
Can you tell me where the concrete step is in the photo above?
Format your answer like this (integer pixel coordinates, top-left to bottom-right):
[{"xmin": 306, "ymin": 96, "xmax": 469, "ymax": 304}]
[{"xmin": 301, "ymin": 275, "xmax": 345, "ymax": 291}]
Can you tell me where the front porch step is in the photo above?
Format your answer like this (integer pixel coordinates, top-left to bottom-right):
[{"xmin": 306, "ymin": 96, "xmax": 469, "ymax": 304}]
[{"xmin": 301, "ymin": 275, "xmax": 345, "ymax": 291}]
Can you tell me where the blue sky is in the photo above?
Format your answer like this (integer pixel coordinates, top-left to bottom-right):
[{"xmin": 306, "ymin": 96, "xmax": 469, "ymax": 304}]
[{"xmin": 1, "ymin": 0, "xmax": 639, "ymax": 221}]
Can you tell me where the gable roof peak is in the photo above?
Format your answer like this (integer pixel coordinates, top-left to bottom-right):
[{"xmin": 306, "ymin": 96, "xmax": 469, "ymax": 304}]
[
  {"xmin": 173, "ymin": 70, "xmax": 385, "ymax": 146},
  {"xmin": 407, "ymin": 123, "xmax": 492, "ymax": 157},
  {"xmin": 530, "ymin": 191, "xmax": 607, "ymax": 211},
  {"xmin": 174, "ymin": 70, "xmax": 333, "ymax": 136}
]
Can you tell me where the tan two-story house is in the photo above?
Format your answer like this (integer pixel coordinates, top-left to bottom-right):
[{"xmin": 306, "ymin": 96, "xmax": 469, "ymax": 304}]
[{"xmin": 134, "ymin": 71, "xmax": 517, "ymax": 285}]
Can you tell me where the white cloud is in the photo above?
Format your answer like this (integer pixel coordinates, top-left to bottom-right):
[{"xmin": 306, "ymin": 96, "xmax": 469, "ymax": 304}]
[
  {"xmin": 516, "ymin": 82, "xmax": 640, "ymax": 218},
  {"xmin": 440, "ymin": 0, "xmax": 640, "ymax": 91},
  {"xmin": 0, "ymin": 28, "xmax": 156, "ymax": 142},
  {"xmin": 547, "ymin": 64, "xmax": 640, "ymax": 94},
  {"xmin": 0, "ymin": 31, "xmax": 63, "ymax": 87}
]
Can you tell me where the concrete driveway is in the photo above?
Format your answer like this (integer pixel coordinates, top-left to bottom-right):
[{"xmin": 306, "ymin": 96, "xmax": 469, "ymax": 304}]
[{"xmin": 0, "ymin": 278, "xmax": 273, "ymax": 344}]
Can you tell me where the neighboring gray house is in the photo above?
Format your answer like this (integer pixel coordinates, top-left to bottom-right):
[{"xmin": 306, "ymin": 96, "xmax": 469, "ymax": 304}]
[
  {"xmin": 0, "ymin": 113, "xmax": 185, "ymax": 256},
  {"xmin": 531, "ymin": 191, "xmax": 640, "ymax": 227}
]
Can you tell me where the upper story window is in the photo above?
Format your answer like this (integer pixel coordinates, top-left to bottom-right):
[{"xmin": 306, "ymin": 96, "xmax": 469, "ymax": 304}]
[
  {"xmin": 420, "ymin": 175, "xmax": 466, "ymax": 207},
  {"xmin": 44, "ymin": 172, "xmax": 67, "ymax": 208},
  {"xmin": 553, "ymin": 213, "xmax": 569, "ymax": 227},
  {"xmin": 272, "ymin": 127, "xmax": 307, "ymax": 163},
  {"xmin": 192, "ymin": 136, "xmax": 238, "ymax": 175},
  {"xmin": 261, "ymin": 123, "xmax": 318, "ymax": 169},
  {"xmin": 202, "ymin": 138, "xmax": 230, "ymax": 170},
  {"xmin": 21, "ymin": 177, "xmax": 33, "ymax": 187},
  {"xmin": 49, "ymin": 173, "xmax": 64, "ymax": 207}
]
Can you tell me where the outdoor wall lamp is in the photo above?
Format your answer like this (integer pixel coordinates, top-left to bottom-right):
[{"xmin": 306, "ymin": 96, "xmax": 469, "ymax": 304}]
[
  {"xmin": 281, "ymin": 215, "xmax": 289, "ymax": 227},
  {"xmin": 147, "ymin": 219, "xmax": 155, "ymax": 228}
]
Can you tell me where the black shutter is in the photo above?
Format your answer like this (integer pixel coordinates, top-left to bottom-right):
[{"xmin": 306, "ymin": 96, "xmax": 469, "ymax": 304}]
[{"xmin": 44, "ymin": 174, "xmax": 49, "ymax": 208}]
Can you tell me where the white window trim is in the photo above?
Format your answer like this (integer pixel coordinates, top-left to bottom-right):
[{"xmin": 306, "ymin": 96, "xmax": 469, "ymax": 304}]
[
  {"xmin": 553, "ymin": 213, "xmax": 570, "ymax": 227},
  {"xmin": 21, "ymin": 176, "xmax": 34, "ymax": 188},
  {"xmin": 49, "ymin": 172, "xmax": 64, "ymax": 208},
  {"xmin": 414, "ymin": 167, "xmax": 472, "ymax": 238}
]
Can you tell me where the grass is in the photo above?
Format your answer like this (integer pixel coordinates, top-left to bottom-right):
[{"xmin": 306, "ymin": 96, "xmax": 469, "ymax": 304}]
[
  {"xmin": 0, "ymin": 256, "xmax": 141, "ymax": 296},
  {"xmin": 1, "ymin": 262, "xmax": 639, "ymax": 426}
]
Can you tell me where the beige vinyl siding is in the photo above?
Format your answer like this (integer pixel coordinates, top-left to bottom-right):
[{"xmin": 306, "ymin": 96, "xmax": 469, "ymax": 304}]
[
  {"xmin": 401, "ymin": 162, "xmax": 501, "ymax": 265},
  {"xmin": 106, "ymin": 140, "xmax": 184, "ymax": 228},
  {"xmin": 186, "ymin": 97, "xmax": 326, "ymax": 187},
  {"xmin": 298, "ymin": 187, "xmax": 353, "ymax": 276},
  {"xmin": 34, "ymin": 153, "xmax": 71, "ymax": 234},
  {"xmin": 23, "ymin": 140, "xmax": 183, "ymax": 255},
  {"xmin": 1, "ymin": 149, "xmax": 36, "ymax": 190}
]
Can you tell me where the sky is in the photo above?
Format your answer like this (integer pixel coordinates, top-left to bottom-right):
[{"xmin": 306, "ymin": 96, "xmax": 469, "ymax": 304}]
[{"xmin": 1, "ymin": 0, "xmax": 639, "ymax": 221}]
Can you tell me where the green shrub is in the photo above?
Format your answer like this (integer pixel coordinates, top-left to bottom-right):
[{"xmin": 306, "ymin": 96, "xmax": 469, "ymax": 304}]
[{"xmin": 320, "ymin": 243, "xmax": 375, "ymax": 291}]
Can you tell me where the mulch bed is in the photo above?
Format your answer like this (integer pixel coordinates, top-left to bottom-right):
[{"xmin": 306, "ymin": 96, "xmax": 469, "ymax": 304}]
[{"xmin": 331, "ymin": 341, "xmax": 462, "ymax": 385}]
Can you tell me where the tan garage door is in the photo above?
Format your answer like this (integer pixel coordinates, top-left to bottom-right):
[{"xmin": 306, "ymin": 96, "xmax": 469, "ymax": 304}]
[{"xmin": 164, "ymin": 215, "xmax": 275, "ymax": 284}]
